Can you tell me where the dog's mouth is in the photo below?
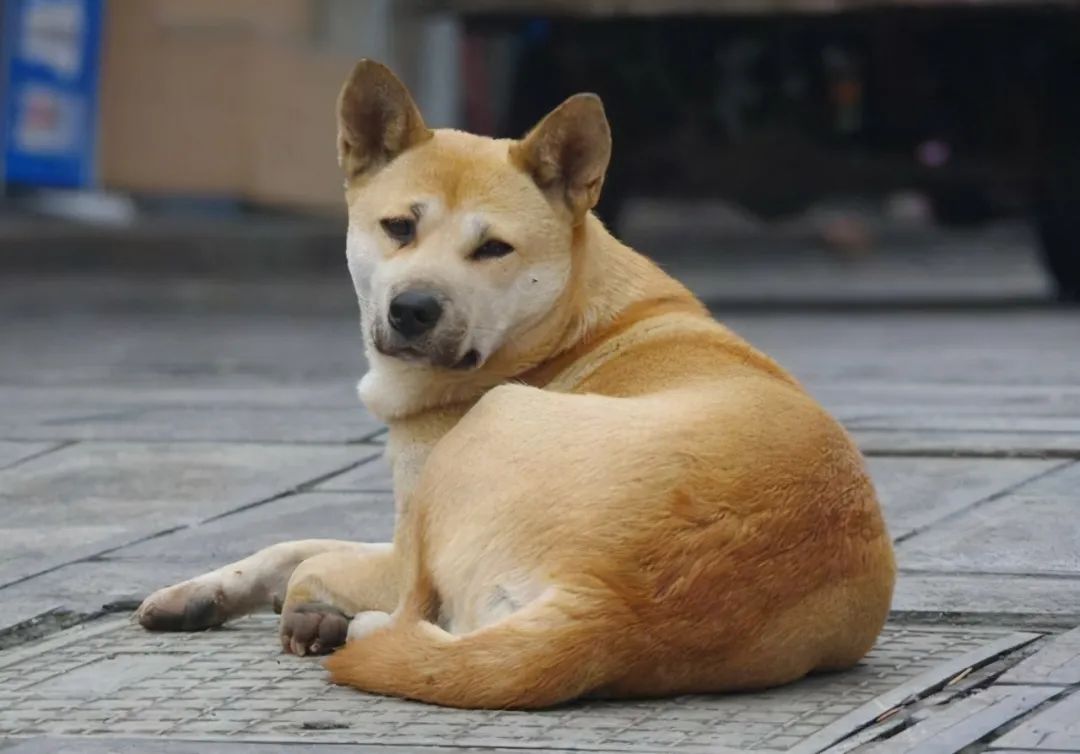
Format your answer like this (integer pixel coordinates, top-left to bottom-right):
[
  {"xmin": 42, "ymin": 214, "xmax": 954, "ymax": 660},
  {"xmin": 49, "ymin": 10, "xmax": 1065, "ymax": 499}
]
[
  {"xmin": 374, "ymin": 340, "xmax": 482, "ymax": 371},
  {"xmin": 454, "ymin": 349, "xmax": 481, "ymax": 370},
  {"xmin": 378, "ymin": 345, "xmax": 425, "ymax": 362}
]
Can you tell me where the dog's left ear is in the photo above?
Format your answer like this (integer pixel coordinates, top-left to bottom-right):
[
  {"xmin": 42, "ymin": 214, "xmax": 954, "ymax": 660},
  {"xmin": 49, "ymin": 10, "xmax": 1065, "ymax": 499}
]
[{"xmin": 510, "ymin": 93, "xmax": 612, "ymax": 221}]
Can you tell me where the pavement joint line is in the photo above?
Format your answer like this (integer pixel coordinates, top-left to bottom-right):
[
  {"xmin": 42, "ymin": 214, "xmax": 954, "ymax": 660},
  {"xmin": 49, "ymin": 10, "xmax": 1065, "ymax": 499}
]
[
  {"xmin": 13, "ymin": 745, "xmax": 613, "ymax": 753},
  {"xmin": 892, "ymin": 458, "xmax": 1076, "ymax": 545},
  {"xmin": 791, "ymin": 631, "xmax": 1043, "ymax": 754},
  {"xmin": 0, "ymin": 608, "xmax": 103, "ymax": 652},
  {"xmin": 850, "ymin": 426, "xmax": 1080, "ymax": 437},
  {"xmin": 4, "ymin": 400, "xmax": 369, "ymax": 410},
  {"xmin": 855, "ymin": 647, "xmax": 1062, "ymax": 750},
  {"xmin": 859, "ymin": 683, "xmax": 1070, "ymax": 753},
  {"xmin": 351, "ymin": 426, "xmax": 390, "ymax": 444},
  {"xmin": 898, "ymin": 568, "xmax": 1080, "ymax": 580},
  {"xmin": 0, "ymin": 616, "xmax": 127, "ymax": 670},
  {"xmin": 0, "ymin": 524, "xmax": 189, "ymax": 592},
  {"xmin": 0, "ymin": 440, "xmax": 75, "ymax": 471},
  {"xmin": 198, "ymin": 452, "xmax": 383, "ymax": 526},
  {"xmin": 817, "ymin": 380, "xmax": 1080, "ymax": 394},
  {"xmin": 39, "ymin": 409, "xmax": 145, "ymax": 426},
  {"xmin": 826, "ymin": 717, "xmax": 910, "ymax": 753},
  {"xmin": 706, "ymin": 297, "xmax": 1061, "ymax": 313},
  {"xmin": 973, "ymin": 686, "xmax": 1078, "ymax": 752},
  {"xmin": 869, "ymin": 623, "xmax": 1080, "ymax": 750},
  {"xmin": 860, "ymin": 448, "xmax": 1080, "ymax": 459},
  {"xmin": 886, "ymin": 611, "xmax": 1080, "ymax": 632},
  {"xmin": 0, "ymin": 436, "xmax": 383, "ymax": 446}
]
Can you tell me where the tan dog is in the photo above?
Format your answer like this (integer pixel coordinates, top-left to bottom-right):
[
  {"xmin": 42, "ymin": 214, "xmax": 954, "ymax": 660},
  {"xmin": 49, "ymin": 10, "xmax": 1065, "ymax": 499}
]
[{"xmin": 136, "ymin": 60, "xmax": 895, "ymax": 709}]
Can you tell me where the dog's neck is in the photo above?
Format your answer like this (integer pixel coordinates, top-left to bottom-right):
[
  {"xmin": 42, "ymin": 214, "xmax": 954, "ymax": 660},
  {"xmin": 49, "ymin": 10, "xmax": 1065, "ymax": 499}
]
[{"xmin": 357, "ymin": 215, "xmax": 699, "ymax": 423}]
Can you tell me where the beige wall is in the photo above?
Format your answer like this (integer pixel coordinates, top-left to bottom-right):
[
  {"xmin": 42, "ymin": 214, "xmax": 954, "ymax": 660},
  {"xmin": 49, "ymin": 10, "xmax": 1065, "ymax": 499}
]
[{"xmin": 98, "ymin": 0, "xmax": 453, "ymax": 214}]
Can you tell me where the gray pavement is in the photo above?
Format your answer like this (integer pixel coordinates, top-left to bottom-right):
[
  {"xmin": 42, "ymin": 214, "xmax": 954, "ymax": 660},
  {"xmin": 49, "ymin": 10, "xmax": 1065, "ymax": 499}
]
[{"xmin": 1, "ymin": 250, "xmax": 1078, "ymax": 753}]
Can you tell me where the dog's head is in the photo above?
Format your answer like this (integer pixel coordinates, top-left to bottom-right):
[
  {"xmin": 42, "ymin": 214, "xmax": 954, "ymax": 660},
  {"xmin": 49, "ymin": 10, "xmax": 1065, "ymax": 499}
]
[{"xmin": 338, "ymin": 60, "xmax": 611, "ymax": 373}]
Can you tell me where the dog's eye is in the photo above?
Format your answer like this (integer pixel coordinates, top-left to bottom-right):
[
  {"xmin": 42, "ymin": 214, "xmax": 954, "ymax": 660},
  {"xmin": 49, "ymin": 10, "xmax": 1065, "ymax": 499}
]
[
  {"xmin": 470, "ymin": 239, "xmax": 515, "ymax": 260},
  {"xmin": 380, "ymin": 217, "xmax": 416, "ymax": 245}
]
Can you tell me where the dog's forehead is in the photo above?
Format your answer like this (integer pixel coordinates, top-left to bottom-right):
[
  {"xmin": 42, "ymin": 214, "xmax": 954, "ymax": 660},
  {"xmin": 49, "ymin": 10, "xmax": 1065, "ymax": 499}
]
[{"xmin": 378, "ymin": 131, "xmax": 537, "ymax": 213}]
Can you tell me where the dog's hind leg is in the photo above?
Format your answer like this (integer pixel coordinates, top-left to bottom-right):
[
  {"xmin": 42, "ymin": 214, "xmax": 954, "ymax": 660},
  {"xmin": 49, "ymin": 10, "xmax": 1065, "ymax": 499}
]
[{"xmin": 136, "ymin": 540, "xmax": 384, "ymax": 631}]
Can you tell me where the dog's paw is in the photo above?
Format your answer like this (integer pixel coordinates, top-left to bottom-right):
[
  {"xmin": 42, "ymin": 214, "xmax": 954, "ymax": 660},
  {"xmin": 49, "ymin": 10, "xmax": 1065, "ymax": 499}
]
[
  {"xmin": 136, "ymin": 580, "xmax": 229, "ymax": 632},
  {"xmin": 347, "ymin": 610, "xmax": 392, "ymax": 642},
  {"xmin": 280, "ymin": 602, "xmax": 350, "ymax": 656}
]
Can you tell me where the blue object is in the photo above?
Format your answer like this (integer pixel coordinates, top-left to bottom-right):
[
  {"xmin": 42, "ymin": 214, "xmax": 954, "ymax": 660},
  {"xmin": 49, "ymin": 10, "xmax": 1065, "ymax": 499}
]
[{"xmin": 1, "ymin": 0, "xmax": 103, "ymax": 188}]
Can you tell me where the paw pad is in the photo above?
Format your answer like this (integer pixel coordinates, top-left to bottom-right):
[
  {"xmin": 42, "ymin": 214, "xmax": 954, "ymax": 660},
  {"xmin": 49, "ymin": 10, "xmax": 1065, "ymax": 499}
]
[{"xmin": 280, "ymin": 602, "xmax": 351, "ymax": 656}]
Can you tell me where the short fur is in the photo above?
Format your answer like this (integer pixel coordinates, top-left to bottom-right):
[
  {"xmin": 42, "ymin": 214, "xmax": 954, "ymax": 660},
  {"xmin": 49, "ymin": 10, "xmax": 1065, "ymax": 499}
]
[{"xmin": 137, "ymin": 60, "xmax": 895, "ymax": 709}]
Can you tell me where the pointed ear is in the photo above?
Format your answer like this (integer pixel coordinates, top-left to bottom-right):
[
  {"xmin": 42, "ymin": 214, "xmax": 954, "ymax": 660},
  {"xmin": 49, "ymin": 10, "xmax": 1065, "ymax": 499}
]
[
  {"xmin": 337, "ymin": 60, "xmax": 432, "ymax": 179},
  {"xmin": 510, "ymin": 93, "xmax": 612, "ymax": 221}
]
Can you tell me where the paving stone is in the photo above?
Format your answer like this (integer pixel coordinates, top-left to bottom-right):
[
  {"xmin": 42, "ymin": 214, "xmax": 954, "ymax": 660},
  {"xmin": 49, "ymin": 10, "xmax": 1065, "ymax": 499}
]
[
  {"xmin": 0, "ymin": 443, "xmax": 369, "ymax": 586},
  {"xmin": 2, "ymin": 404, "xmax": 381, "ymax": 443},
  {"xmin": 0, "ymin": 442, "xmax": 61, "ymax": 471},
  {"xmin": 999, "ymin": 626, "xmax": 1080, "ymax": 686},
  {"xmin": 809, "ymin": 383, "xmax": 1080, "ymax": 425},
  {"xmin": 674, "ymin": 232, "xmax": 1052, "ymax": 305},
  {"xmin": 889, "ymin": 462, "xmax": 1080, "ymax": 613},
  {"xmin": 867, "ymin": 457, "xmax": 1060, "ymax": 540},
  {"xmin": 897, "ymin": 476, "xmax": 1080, "ymax": 577},
  {"xmin": 1009, "ymin": 460, "xmax": 1080, "ymax": 497},
  {"xmin": 724, "ymin": 311, "xmax": 1080, "ymax": 389},
  {"xmin": 0, "ymin": 617, "xmax": 1038, "ymax": 752},
  {"xmin": 892, "ymin": 573, "xmax": 1080, "ymax": 617},
  {"xmin": 858, "ymin": 684, "xmax": 1063, "ymax": 753},
  {"xmin": 0, "ymin": 384, "xmax": 363, "ymax": 410},
  {"xmin": 113, "ymin": 489, "xmax": 394, "ymax": 566},
  {"xmin": 0, "ymin": 490, "xmax": 395, "ymax": 630},
  {"xmin": 0, "ymin": 313, "xmax": 365, "ymax": 390},
  {"xmin": 992, "ymin": 690, "xmax": 1080, "ymax": 751}
]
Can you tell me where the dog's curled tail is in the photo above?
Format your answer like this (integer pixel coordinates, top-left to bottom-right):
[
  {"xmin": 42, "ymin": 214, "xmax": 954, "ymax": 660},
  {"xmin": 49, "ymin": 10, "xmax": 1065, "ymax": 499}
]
[{"xmin": 324, "ymin": 587, "xmax": 630, "ymax": 709}]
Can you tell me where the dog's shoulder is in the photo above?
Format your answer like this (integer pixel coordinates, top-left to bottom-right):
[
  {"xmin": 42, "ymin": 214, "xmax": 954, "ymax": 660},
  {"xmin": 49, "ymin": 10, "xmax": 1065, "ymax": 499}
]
[{"xmin": 536, "ymin": 302, "xmax": 796, "ymax": 397}]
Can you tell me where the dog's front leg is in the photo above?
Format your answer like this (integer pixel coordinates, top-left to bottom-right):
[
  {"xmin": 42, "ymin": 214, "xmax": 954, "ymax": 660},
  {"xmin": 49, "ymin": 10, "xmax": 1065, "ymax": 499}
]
[
  {"xmin": 277, "ymin": 417, "xmax": 465, "ymax": 655},
  {"xmin": 278, "ymin": 543, "xmax": 399, "ymax": 655},
  {"xmin": 136, "ymin": 539, "xmax": 375, "ymax": 631},
  {"xmin": 277, "ymin": 411, "xmax": 469, "ymax": 655},
  {"xmin": 276, "ymin": 442, "xmax": 438, "ymax": 656}
]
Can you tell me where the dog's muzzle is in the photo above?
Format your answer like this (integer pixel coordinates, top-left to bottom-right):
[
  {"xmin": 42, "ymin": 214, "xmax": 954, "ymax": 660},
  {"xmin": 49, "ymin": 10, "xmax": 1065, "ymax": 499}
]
[{"xmin": 374, "ymin": 288, "xmax": 481, "ymax": 370}]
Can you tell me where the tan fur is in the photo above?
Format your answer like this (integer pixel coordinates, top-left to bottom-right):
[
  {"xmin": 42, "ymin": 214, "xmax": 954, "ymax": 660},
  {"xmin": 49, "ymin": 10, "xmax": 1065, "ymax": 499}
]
[{"xmin": 138, "ymin": 60, "xmax": 894, "ymax": 709}]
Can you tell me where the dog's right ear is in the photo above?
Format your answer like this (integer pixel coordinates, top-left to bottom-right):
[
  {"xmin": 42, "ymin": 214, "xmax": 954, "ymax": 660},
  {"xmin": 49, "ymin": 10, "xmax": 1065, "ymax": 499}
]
[{"xmin": 337, "ymin": 60, "xmax": 432, "ymax": 180}]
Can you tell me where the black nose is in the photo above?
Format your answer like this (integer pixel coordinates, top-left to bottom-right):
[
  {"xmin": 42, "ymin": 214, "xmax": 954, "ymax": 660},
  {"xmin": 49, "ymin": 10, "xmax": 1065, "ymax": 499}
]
[{"xmin": 388, "ymin": 290, "xmax": 443, "ymax": 338}]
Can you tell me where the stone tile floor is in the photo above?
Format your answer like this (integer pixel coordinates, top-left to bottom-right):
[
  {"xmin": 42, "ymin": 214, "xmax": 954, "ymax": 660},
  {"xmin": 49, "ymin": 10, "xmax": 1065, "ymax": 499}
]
[
  {"xmin": 0, "ymin": 617, "xmax": 1041, "ymax": 753},
  {"xmin": 1, "ymin": 269, "xmax": 1078, "ymax": 753}
]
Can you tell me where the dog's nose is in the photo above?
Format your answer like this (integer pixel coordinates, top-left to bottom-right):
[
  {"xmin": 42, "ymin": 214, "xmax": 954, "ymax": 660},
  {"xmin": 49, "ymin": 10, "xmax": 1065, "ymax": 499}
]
[{"xmin": 388, "ymin": 290, "xmax": 443, "ymax": 338}]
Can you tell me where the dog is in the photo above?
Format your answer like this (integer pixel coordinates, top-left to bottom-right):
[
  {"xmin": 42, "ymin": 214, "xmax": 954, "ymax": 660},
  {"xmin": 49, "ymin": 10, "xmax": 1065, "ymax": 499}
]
[{"xmin": 136, "ymin": 60, "xmax": 895, "ymax": 709}]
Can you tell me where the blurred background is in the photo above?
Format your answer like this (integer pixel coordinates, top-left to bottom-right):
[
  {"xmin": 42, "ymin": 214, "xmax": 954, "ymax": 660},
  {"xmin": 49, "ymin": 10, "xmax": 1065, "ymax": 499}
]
[{"xmin": 0, "ymin": 0, "xmax": 1078, "ymax": 308}]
